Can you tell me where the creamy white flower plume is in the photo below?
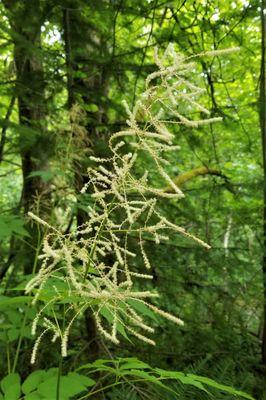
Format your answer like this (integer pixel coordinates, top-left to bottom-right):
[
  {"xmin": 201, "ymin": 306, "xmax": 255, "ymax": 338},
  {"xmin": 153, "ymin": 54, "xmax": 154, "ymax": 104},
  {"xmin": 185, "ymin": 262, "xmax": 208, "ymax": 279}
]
[{"xmin": 25, "ymin": 44, "xmax": 228, "ymax": 362}]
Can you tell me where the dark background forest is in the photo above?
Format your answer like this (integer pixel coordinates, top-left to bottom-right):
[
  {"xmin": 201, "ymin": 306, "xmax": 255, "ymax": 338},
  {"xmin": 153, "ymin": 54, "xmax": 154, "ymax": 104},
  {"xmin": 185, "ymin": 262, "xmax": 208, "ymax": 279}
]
[{"xmin": 0, "ymin": 0, "xmax": 266, "ymax": 399}]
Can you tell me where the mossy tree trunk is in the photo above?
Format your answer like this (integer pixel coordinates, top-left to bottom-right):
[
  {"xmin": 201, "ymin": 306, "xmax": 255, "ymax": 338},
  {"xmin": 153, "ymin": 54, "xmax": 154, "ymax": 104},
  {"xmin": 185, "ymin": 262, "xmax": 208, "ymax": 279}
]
[
  {"xmin": 3, "ymin": 0, "xmax": 53, "ymax": 274},
  {"xmin": 260, "ymin": 0, "xmax": 266, "ymax": 369},
  {"xmin": 62, "ymin": 0, "xmax": 112, "ymax": 361}
]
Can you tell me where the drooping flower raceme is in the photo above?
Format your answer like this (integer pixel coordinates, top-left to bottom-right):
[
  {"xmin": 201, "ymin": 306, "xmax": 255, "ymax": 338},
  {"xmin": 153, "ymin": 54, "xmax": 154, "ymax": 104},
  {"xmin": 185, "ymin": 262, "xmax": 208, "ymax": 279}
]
[{"xmin": 26, "ymin": 44, "xmax": 231, "ymax": 364}]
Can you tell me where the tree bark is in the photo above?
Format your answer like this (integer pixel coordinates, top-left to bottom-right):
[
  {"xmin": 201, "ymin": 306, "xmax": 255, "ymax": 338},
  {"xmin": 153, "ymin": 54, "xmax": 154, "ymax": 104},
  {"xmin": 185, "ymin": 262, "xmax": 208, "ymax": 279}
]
[
  {"xmin": 3, "ymin": 0, "xmax": 52, "ymax": 274},
  {"xmin": 164, "ymin": 166, "xmax": 227, "ymax": 191},
  {"xmin": 62, "ymin": 2, "xmax": 111, "ymax": 361},
  {"xmin": 12, "ymin": 3, "xmax": 50, "ymax": 213},
  {"xmin": 260, "ymin": 0, "xmax": 266, "ymax": 368}
]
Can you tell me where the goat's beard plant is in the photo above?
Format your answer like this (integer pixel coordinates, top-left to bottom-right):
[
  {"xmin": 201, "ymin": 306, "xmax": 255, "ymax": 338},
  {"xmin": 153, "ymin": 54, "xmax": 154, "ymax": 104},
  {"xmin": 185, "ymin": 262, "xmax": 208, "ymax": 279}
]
[{"xmin": 26, "ymin": 44, "xmax": 234, "ymax": 364}]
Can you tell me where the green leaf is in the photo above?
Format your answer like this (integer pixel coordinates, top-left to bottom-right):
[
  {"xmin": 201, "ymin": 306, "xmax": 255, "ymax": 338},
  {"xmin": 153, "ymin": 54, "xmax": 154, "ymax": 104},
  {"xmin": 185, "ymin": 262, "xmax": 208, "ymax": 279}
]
[
  {"xmin": 1, "ymin": 373, "xmax": 21, "ymax": 400},
  {"xmin": 12, "ymin": 275, "xmax": 36, "ymax": 291},
  {"xmin": 7, "ymin": 218, "xmax": 30, "ymax": 237},
  {"xmin": 0, "ymin": 296, "xmax": 31, "ymax": 309},
  {"xmin": 37, "ymin": 377, "xmax": 62, "ymax": 399},
  {"xmin": 120, "ymin": 369, "xmax": 169, "ymax": 391},
  {"xmin": 37, "ymin": 375, "xmax": 88, "ymax": 399},
  {"xmin": 0, "ymin": 332, "xmax": 8, "ymax": 343},
  {"xmin": 155, "ymin": 369, "xmax": 209, "ymax": 393},
  {"xmin": 60, "ymin": 376, "xmax": 87, "ymax": 397},
  {"xmin": 45, "ymin": 368, "xmax": 58, "ymax": 378},
  {"xmin": 0, "ymin": 219, "xmax": 12, "ymax": 239},
  {"xmin": 21, "ymin": 325, "xmax": 32, "ymax": 339},
  {"xmin": 77, "ymin": 359, "xmax": 117, "ymax": 373},
  {"xmin": 84, "ymin": 103, "xmax": 99, "ymax": 112},
  {"xmin": 127, "ymin": 299, "xmax": 158, "ymax": 321},
  {"xmin": 66, "ymin": 372, "xmax": 95, "ymax": 387},
  {"xmin": 99, "ymin": 306, "xmax": 131, "ymax": 341},
  {"xmin": 28, "ymin": 170, "xmax": 54, "ymax": 183},
  {"xmin": 7, "ymin": 310, "xmax": 22, "ymax": 324},
  {"xmin": 187, "ymin": 374, "xmax": 255, "ymax": 399},
  {"xmin": 120, "ymin": 369, "xmax": 159, "ymax": 383},
  {"xmin": 0, "ymin": 323, "xmax": 12, "ymax": 330},
  {"xmin": 119, "ymin": 358, "xmax": 151, "ymax": 370},
  {"xmin": 0, "ymin": 216, "xmax": 29, "ymax": 239},
  {"xmin": 22, "ymin": 370, "xmax": 47, "ymax": 395},
  {"xmin": 24, "ymin": 392, "xmax": 42, "ymax": 400},
  {"xmin": 76, "ymin": 363, "xmax": 95, "ymax": 371},
  {"xmin": 7, "ymin": 328, "xmax": 19, "ymax": 341}
]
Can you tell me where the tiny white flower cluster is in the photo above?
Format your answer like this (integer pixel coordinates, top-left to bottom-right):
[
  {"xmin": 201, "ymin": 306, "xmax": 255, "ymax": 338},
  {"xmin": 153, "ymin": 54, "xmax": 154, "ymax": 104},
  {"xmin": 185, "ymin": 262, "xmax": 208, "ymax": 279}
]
[{"xmin": 26, "ymin": 44, "xmax": 228, "ymax": 363}]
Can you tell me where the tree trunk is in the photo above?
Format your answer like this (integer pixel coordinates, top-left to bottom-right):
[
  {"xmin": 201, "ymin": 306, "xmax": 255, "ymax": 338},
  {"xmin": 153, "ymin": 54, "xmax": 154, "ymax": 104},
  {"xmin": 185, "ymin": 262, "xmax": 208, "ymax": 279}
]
[
  {"xmin": 3, "ymin": 0, "xmax": 52, "ymax": 274},
  {"xmin": 62, "ymin": 1, "xmax": 111, "ymax": 361},
  {"xmin": 260, "ymin": 0, "xmax": 266, "ymax": 368}
]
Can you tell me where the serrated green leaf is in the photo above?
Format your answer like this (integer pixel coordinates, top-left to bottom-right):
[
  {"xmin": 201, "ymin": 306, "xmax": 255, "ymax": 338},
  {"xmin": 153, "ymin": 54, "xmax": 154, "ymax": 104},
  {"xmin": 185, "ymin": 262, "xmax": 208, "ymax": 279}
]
[
  {"xmin": 120, "ymin": 369, "xmax": 168, "ymax": 391},
  {"xmin": 187, "ymin": 374, "xmax": 255, "ymax": 399},
  {"xmin": 127, "ymin": 299, "xmax": 157, "ymax": 321},
  {"xmin": 0, "ymin": 220, "xmax": 12, "ymax": 239},
  {"xmin": 155, "ymin": 368, "xmax": 208, "ymax": 392},
  {"xmin": 77, "ymin": 359, "xmax": 117, "ymax": 373},
  {"xmin": 99, "ymin": 306, "xmax": 131, "ymax": 341},
  {"xmin": 119, "ymin": 358, "xmax": 151, "ymax": 370},
  {"xmin": 120, "ymin": 369, "xmax": 158, "ymax": 382},
  {"xmin": 0, "ymin": 216, "xmax": 29, "ymax": 239},
  {"xmin": 0, "ymin": 296, "xmax": 31, "ymax": 309},
  {"xmin": 11, "ymin": 274, "xmax": 36, "ymax": 291}
]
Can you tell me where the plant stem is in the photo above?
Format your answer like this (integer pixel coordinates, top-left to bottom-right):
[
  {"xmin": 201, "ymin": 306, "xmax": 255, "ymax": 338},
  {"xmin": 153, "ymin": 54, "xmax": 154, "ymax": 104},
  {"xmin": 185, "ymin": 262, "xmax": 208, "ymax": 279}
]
[
  {"xmin": 83, "ymin": 197, "xmax": 116, "ymax": 281},
  {"xmin": 6, "ymin": 342, "xmax": 10, "ymax": 374},
  {"xmin": 56, "ymin": 304, "xmax": 66, "ymax": 400},
  {"xmin": 12, "ymin": 311, "xmax": 27, "ymax": 373},
  {"xmin": 11, "ymin": 226, "xmax": 42, "ymax": 373},
  {"xmin": 56, "ymin": 354, "xmax": 63, "ymax": 400},
  {"xmin": 76, "ymin": 377, "xmax": 168, "ymax": 400}
]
